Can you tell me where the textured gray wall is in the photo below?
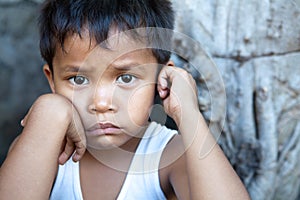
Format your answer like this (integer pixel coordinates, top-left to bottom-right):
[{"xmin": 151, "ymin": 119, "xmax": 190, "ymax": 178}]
[
  {"xmin": 172, "ymin": 0, "xmax": 300, "ymax": 199},
  {"xmin": 0, "ymin": 0, "xmax": 49, "ymax": 165}
]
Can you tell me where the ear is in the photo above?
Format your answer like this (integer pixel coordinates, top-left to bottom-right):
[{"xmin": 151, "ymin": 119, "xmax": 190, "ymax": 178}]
[{"xmin": 43, "ymin": 64, "xmax": 56, "ymax": 93}]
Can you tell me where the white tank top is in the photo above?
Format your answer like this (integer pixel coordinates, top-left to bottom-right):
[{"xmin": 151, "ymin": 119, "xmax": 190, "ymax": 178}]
[{"xmin": 50, "ymin": 122, "xmax": 177, "ymax": 200}]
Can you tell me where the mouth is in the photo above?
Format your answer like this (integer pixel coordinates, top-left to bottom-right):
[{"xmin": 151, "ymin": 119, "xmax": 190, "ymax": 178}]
[{"xmin": 86, "ymin": 122, "xmax": 122, "ymax": 136}]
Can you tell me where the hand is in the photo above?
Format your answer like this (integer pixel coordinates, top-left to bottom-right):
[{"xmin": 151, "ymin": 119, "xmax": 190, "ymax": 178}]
[
  {"xmin": 21, "ymin": 94, "xmax": 86, "ymax": 165},
  {"xmin": 157, "ymin": 65, "xmax": 199, "ymax": 125}
]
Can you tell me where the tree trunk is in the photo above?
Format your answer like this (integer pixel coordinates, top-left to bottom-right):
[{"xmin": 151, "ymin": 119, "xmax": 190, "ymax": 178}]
[{"xmin": 172, "ymin": 0, "xmax": 300, "ymax": 199}]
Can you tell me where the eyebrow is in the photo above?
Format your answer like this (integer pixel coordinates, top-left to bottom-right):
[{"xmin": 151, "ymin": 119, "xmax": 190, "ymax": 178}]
[
  {"xmin": 64, "ymin": 65, "xmax": 81, "ymax": 72},
  {"xmin": 63, "ymin": 65, "xmax": 93, "ymax": 73},
  {"xmin": 63, "ymin": 61, "xmax": 155, "ymax": 74},
  {"xmin": 110, "ymin": 61, "xmax": 150, "ymax": 73}
]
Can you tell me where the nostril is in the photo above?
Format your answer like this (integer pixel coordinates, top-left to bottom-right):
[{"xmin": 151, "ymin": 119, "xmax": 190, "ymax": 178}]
[
  {"xmin": 91, "ymin": 87, "xmax": 116, "ymax": 113},
  {"xmin": 88, "ymin": 100, "xmax": 116, "ymax": 113},
  {"xmin": 88, "ymin": 104, "xmax": 97, "ymax": 112}
]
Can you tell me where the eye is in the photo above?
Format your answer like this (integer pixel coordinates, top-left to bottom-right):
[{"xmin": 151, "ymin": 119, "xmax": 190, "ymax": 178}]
[
  {"xmin": 68, "ymin": 76, "xmax": 89, "ymax": 85},
  {"xmin": 116, "ymin": 74, "xmax": 136, "ymax": 84}
]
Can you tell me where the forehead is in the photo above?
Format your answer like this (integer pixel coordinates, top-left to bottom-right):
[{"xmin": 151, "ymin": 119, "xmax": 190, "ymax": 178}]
[{"xmin": 53, "ymin": 29, "xmax": 157, "ymax": 69}]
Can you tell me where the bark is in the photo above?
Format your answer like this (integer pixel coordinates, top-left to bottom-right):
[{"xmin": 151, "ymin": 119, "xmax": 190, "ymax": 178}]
[{"xmin": 172, "ymin": 0, "xmax": 300, "ymax": 199}]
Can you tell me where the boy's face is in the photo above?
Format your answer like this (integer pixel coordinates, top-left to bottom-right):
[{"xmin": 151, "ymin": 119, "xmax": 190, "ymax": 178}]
[{"xmin": 44, "ymin": 30, "xmax": 159, "ymax": 151}]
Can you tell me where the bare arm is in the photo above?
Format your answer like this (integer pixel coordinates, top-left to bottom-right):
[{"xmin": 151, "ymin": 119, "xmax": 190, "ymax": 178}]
[
  {"xmin": 157, "ymin": 65, "xmax": 250, "ymax": 200},
  {"xmin": 0, "ymin": 94, "xmax": 86, "ymax": 199}
]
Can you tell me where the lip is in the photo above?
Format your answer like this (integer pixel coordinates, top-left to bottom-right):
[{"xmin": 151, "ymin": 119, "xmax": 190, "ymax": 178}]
[{"xmin": 86, "ymin": 122, "xmax": 122, "ymax": 136}]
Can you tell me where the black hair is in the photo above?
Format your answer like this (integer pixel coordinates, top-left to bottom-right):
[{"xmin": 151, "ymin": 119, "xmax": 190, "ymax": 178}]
[{"xmin": 38, "ymin": 0, "xmax": 175, "ymax": 70}]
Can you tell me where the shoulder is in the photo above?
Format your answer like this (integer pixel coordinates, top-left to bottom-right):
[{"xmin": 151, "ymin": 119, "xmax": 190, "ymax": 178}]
[{"xmin": 141, "ymin": 122, "xmax": 177, "ymax": 153}]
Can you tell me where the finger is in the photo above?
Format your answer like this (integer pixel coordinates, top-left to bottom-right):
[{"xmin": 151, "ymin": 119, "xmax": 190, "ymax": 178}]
[
  {"xmin": 157, "ymin": 84, "xmax": 170, "ymax": 99},
  {"xmin": 158, "ymin": 66, "xmax": 178, "ymax": 99},
  {"xmin": 158, "ymin": 65, "xmax": 182, "ymax": 88},
  {"xmin": 159, "ymin": 66, "xmax": 197, "ymax": 91},
  {"xmin": 68, "ymin": 121, "xmax": 86, "ymax": 162},
  {"xmin": 58, "ymin": 138, "xmax": 75, "ymax": 165},
  {"xmin": 158, "ymin": 65, "xmax": 175, "ymax": 83},
  {"xmin": 72, "ymin": 141, "xmax": 86, "ymax": 162}
]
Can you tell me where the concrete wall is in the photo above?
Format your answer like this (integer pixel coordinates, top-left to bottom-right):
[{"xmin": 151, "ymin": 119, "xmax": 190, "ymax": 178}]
[{"xmin": 0, "ymin": 0, "xmax": 49, "ymax": 164}]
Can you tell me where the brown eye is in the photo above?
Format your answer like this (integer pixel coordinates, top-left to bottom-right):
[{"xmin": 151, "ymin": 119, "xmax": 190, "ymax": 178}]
[
  {"xmin": 121, "ymin": 75, "xmax": 132, "ymax": 83},
  {"xmin": 69, "ymin": 76, "xmax": 89, "ymax": 85},
  {"xmin": 116, "ymin": 74, "xmax": 136, "ymax": 84}
]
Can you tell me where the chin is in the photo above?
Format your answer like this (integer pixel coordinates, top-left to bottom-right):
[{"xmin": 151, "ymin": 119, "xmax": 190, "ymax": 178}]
[{"xmin": 86, "ymin": 135, "xmax": 129, "ymax": 151}]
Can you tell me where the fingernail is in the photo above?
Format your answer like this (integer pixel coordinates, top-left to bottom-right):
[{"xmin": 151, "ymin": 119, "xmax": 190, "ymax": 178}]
[
  {"xmin": 161, "ymin": 79, "xmax": 168, "ymax": 89},
  {"xmin": 159, "ymin": 90, "xmax": 163, "ymax": 97},
  {"xmin": 20, "ymin": 120, "xmax": 24, "ymax": 126},
  {"xmin": 73, "ymin": 153, "xmax": 80, "ymax": 162}
]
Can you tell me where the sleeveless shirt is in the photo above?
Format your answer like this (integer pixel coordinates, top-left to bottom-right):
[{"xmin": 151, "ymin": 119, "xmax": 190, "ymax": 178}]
[{"xmin": 50, "ymin": 122, "xmax": 177, "ymax": 200}]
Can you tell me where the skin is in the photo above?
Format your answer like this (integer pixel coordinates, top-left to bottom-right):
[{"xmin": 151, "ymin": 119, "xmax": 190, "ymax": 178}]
[{"xmin": 0, "ymin": 29, "xmax": 251, "ymax": 199}]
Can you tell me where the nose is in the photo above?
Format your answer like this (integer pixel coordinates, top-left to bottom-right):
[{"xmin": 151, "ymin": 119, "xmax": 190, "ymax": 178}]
[{"xmin": 89, "ymin": 84, "xmax": 116, "ymax": 113}]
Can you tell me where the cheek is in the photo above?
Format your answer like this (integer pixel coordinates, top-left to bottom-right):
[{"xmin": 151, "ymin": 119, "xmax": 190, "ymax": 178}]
[
  {"xmin": 127, "ymin": 84, "xmax": 155, "ymax": 126},
  {"xmin": 54, "ymin": 85, "xmax": 91, "ymax": 120}
]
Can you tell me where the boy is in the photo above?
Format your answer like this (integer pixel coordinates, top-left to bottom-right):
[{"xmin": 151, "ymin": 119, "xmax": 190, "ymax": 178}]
[{"xmin": 0, "ymin": 0, "xmax": 250, "ymax": 199}]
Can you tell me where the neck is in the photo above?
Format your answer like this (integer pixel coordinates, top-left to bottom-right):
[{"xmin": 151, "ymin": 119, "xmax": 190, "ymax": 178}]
[{"xmin": 84, "ymin": 135, "xmax": 143, "ymax": 173}]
